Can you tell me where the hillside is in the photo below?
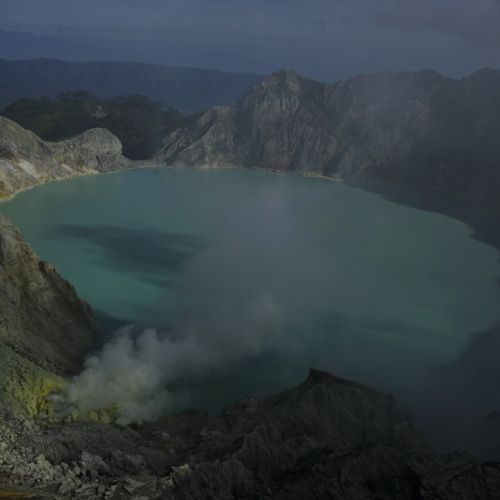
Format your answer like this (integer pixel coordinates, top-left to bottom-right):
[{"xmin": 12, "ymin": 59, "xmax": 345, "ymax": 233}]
[
  {"xmin": 0, "ymin": 215, "xmax": 99, "ymax": 419},
  {"xmin": 1, "ymin": 93, "xmax": 185, "ymax": 160},
  {"xmin": 0, "ymin": 59, "xmax": 263, "ymax": 113}
]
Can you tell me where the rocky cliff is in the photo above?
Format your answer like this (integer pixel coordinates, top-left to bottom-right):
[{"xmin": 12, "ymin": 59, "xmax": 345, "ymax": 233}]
[
  {"xmin": 157, "ymin": 68, "xmax": 500, "ymax": 215},
  {"xmin": 0, "ymin": 116, "xmax": 131, "ymax": 200},
  {"xmin": 0, "ymin": 215, "xmax": 100, "ymax": 422}
]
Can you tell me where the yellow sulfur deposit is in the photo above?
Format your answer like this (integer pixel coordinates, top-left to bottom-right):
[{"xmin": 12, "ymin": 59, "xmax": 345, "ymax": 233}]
[{"xmin": 0, "ymin": 346, "xmax": 65, "ymax": 418}]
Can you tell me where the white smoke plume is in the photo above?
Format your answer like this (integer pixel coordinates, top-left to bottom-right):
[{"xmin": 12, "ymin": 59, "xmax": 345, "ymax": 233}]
[
  {"xmin": 67, "ymin": 294, "xmax": 283, "ymax": 424},
  {"xmin": 65, "ymin": 186, "xmax": 332, "ymax": 424}
]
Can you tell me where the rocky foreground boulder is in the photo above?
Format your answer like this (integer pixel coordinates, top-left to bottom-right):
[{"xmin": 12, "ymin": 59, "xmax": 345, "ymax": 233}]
[
  {"xmin": 0, "ymin": 116, "xmax": 131, "ymax": 200},
  {"xmin": 0, "ymin": 368, "xmax": 499, "ymax": 499}
]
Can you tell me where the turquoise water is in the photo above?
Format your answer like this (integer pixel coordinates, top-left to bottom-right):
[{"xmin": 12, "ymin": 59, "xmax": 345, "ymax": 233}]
[{"xmin": 2, "ymin": 167, "xmax": 500, "ymax": 411}]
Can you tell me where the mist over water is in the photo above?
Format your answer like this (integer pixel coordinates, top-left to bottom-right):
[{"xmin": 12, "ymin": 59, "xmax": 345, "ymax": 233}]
[
  {"xmin": 2, "ymin": 167, "xmax": 500, "ymax": 453},
  {"xmin": 68, "ymin": 187, "xmax": 335, "ymax": 423}
]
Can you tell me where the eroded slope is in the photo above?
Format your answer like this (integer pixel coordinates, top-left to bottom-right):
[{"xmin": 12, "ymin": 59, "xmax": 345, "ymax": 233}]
[{"xmin": 0, "ymin": 116, "xmax": 131, "ymax": 200}]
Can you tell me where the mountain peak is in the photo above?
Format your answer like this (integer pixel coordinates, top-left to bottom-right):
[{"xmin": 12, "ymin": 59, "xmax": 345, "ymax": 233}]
[
  {"xmin": 271, "ymin": 67, "xmax": 300, "ymax": 78},
  {"xmin": 256, "ymin": 68, "xmax": 317, "ymax": 95},
  {"xmin": 262, "ymin": 67, "xmax": 307, "ymax": 85}
]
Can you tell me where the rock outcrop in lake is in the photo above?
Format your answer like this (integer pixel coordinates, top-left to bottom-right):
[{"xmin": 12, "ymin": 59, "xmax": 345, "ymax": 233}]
[
  {"xmin": 0, "ymin": 116, "xmax": 131, "ymax": 200},
  {"xmin": 157, "ymin": 68, "xmax": 500, "ymax": 215}
]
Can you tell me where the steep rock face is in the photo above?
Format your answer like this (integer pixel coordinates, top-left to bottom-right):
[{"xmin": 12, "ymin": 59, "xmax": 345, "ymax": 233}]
[
  {"xmin": 0, "ymin": 117, "xmax": 130, "ymax": 199},
  {"xmin": 157, "ymin": 68, "xmax": 500, "ymax": 213},
  {"xmin": 157, "ymin": 69, "xmax": 338, "ymax": 172},
  {"xmin": 48, "ymin": 128, "xmax": 124, "ymax": 172},
  {"xmin": 0, "ymin": 215, "xmax": 99, "ymax": 413}
]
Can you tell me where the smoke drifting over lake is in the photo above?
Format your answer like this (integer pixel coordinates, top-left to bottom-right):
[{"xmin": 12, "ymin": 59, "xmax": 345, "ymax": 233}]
[
  {"xmin": 66, "ymin": 189, "xmax": 332, "ymax": 423},
  {"xmin": 67, "ymin": 298, "xmax": 282, "ymax": 424}
]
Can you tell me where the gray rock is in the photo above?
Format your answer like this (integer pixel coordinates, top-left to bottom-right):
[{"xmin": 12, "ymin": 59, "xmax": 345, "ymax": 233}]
[
  {"xmin": 81, "ymin": 452, "xmax": 110, "ymax": 480},
  {"xmin": 0, "ymin": 215, "xmax": 100, "ymax": 415},
  {"xmin": 0, "ymin": 116, "xmax": 132, "ymax": 200}
]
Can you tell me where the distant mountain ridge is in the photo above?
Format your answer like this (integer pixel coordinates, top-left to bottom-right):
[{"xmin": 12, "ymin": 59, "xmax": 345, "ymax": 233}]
[
  {"xmin": 157, "ymin": 67, "xmax": 500, "ymax": 222},
  {"xmin": 0, "ymin": 59, "xmax": 263, "ymax": 112}
]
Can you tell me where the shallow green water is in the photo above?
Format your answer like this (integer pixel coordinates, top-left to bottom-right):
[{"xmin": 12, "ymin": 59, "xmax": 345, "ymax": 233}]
[{"xmin": 2, "ymin": 167, "xmax": 500, "ymax": 411}]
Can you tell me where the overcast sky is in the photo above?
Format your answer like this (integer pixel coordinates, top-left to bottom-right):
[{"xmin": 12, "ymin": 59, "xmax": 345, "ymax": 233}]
[{"xmin": 1, "ymin": 0, "xmax": 499, "ymax": 80}]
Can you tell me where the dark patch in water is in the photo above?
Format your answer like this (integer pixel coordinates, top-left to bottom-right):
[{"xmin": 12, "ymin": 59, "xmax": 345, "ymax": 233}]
[{"xmin": 51, "ymin": 225, "xmax": 203, "ymax": 283}]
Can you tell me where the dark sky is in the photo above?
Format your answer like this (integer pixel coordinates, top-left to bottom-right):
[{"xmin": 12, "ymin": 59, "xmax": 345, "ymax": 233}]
[{"xmin": 1, "ymin": 0, "xmax": 499, "ymax": 80}]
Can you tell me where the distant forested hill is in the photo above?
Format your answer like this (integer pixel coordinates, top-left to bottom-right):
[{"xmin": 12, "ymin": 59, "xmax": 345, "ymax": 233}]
[
  {"xmin": 0, "ymin": 59, "xmax": 263, "ymax": 113},
  {"xmin": 2, "ymin": 93, "xmax": 186, "ymax": 159}
]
